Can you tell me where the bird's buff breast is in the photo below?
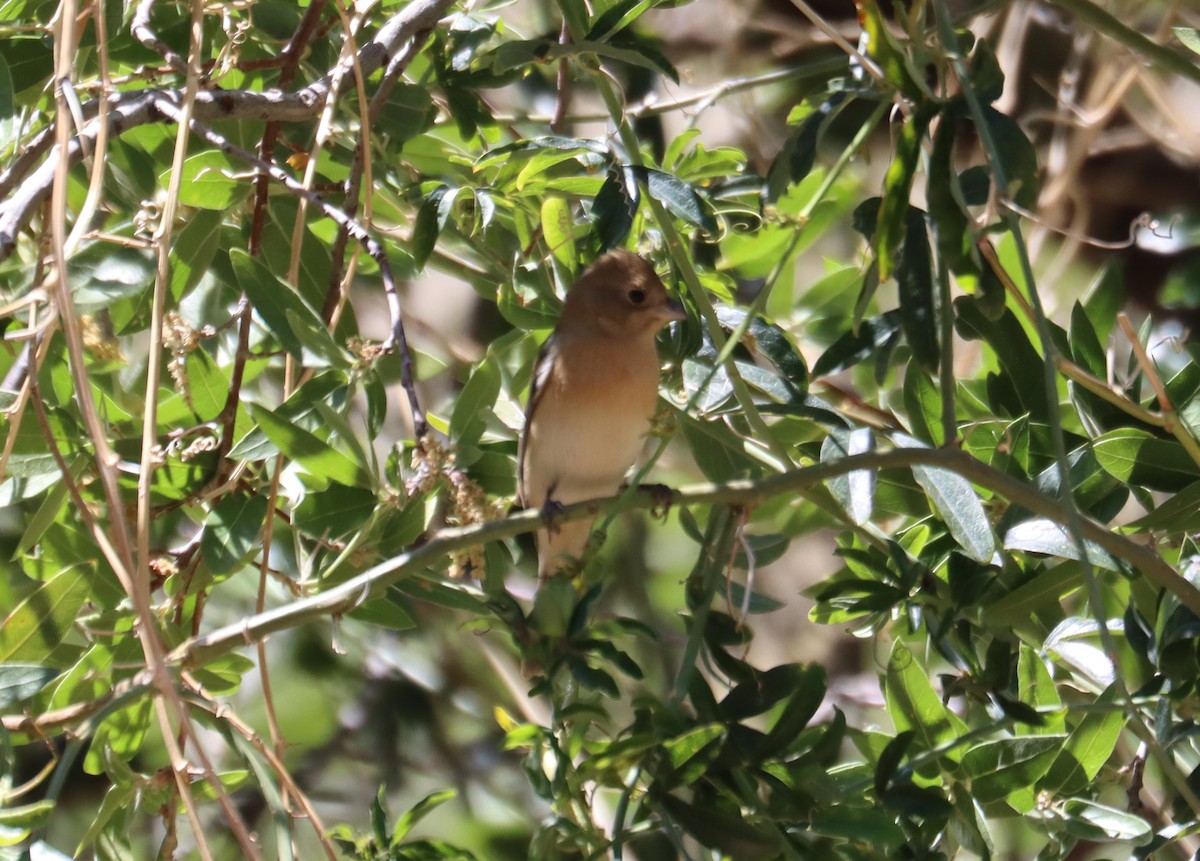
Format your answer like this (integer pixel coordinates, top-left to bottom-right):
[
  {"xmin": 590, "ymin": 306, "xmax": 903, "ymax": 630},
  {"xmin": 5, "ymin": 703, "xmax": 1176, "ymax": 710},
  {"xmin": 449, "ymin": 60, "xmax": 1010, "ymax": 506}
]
[{"xmin": 525, "ymin": 339, "xmax": 661, "ymax": 503}]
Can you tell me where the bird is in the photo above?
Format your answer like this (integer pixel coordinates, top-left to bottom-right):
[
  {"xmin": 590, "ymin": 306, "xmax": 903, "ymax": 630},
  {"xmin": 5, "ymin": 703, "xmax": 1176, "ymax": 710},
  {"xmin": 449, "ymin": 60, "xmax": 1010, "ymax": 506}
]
[{"xmin": 518, "ymin": 249, "xmax": 687, "ymax": 581}]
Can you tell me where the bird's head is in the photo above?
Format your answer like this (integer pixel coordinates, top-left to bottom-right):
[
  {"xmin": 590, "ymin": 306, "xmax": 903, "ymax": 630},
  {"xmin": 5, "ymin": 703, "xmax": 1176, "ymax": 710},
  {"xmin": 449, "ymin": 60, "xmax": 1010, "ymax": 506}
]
[{"xmin": 559, "ymin": 250, "xmax": 687, "ymax": 339}]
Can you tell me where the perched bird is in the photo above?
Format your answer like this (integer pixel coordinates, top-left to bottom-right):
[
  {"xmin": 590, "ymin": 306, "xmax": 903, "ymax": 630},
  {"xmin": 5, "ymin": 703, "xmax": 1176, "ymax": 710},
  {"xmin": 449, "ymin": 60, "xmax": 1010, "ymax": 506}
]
[{"xmin": 519, "ymin": 250, "xmax": 686, "ymax": 581}]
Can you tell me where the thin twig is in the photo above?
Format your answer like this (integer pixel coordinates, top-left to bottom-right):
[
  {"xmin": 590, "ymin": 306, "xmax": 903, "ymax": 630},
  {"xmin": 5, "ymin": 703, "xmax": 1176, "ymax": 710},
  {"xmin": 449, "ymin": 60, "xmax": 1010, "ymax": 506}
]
[
  {"xmin": 1118, "ymin": 312, "xmax": 1200, "ymax": 469},
  {"xmin": 0, "ymin": 0, "xmax": 459, "ymax": 262},
  {"xmin": 786, "ymin": 0, "xmax": 883, "ymax": 83},
  {"xmin": 64, "ymin": 0, "xmax": 112, "ymax": 255},
  {"xmin": 155, "ymin": 445, "xmax": 1200, "ymax": 669},
  {"xmin": 324, "ymin": 5, "xmax": 440, "ymax": 323},
  {"xmin": 551, "ymin": 18, "xmax": 571, "ymax": 133},
  {"xmin": 132, "ymin": 0, "xmax": 187, "ymax": 72},
  {"xmin": 249, "ymin": 0, "xmax": 329, "ymax": 254},
  {"xmin": 151, "ymin": 101, "xmax": 427, "ymax": 438},
  {"xmin": 1049, "ymin": 0, "xmax": 1200, "ymax": 87},
  {"xmin": 185, "ymin": 687, "xmax": 340, "ymax": 861}
]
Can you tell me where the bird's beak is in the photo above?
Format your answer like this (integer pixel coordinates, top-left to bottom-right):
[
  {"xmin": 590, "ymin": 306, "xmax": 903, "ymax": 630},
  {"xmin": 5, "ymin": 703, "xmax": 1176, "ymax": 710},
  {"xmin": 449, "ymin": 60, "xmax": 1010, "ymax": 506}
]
[{"xmin": 660, "ymin": 297, "xmax": 687, "ymax": 322}]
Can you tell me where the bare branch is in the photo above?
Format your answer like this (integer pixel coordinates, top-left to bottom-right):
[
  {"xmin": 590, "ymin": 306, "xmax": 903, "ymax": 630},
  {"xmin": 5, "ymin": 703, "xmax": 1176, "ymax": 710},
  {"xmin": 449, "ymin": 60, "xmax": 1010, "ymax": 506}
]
[
  {"xmin": 150, "ymin": 100, "xmax": 427, "ymax": 437},
  {"xmin": 0, "ymin": 0, "xmax": 458, "ymax": 262},
  {"xmin": 164, "ymin": 446, "xmax": 1197, "ymax": 670},
  {"xmin": 132, "ymin": 0, "xmax": 187, "ymax": 72}
]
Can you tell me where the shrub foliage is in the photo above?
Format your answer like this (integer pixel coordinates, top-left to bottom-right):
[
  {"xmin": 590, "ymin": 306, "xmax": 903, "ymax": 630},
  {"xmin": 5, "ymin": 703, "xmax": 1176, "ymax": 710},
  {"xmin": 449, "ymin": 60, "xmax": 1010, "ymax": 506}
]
[{"xmin": 3, "ymin": 0, "xmax": 1200, "ymax": 859}]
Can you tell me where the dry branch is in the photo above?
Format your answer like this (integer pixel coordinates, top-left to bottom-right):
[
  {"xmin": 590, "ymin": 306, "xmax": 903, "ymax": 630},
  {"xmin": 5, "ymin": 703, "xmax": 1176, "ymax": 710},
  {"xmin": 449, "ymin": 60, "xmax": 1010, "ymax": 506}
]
[{"xmin": 0, "ymin": 0, "xmax": 457, "ymax": 262}]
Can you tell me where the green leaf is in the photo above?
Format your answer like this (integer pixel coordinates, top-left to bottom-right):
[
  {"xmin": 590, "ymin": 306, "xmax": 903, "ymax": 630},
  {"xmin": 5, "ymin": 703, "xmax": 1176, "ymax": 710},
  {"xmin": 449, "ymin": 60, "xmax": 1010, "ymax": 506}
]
[
  {"xmin": 1038, "ymin": 686, "xmax": 1123, "ymax": 796},
  {"xmin": 171, "ymin": 150, "xmax": 247, "ymax": 210},
  {"xmin": 927, "ymin": 105, "xmax": 969, "ymax": 271},
  {"xmin": 0, "ymin": 664, "xmax": 57, "ymax": 709},
  {"xmin": 348, "ymin": 596, "xmax": 416, "ymax": 631},
  {"xmin": 903, "ymin": 362, "xmax": 945, "ymax": 446},
  {"xmin": 640, "ymin": 167, "xmax": 716, "ymax": 233},
  {"xmin": 885, "ymin": 641, "xmax": 968, "ymax": 771},
  {"xmin": 1126, "ymin": 480, "xmax": 1200, "ymax": 533},
  {"xmin": 449, "ymin": 359, "xmax": 501, "ymax": 450},
  {"xmin": 1174, "ymin": 26, "xmax": 1200, "ymax": 55},
  {"xmin": 987, "ymin": 563, "xmax": 1084, "ymax": 626},
  {"xmin": 190, "ymin": 653, "xmax": 254, "ymax": 697},
  {"xmin": 228, "ymin": 372, "xmax": 347, "ymax": 462},
  {"xmin": 541, "ymin": 196, "xmax": 580, "ymax": 273},
  {"xmin": 1, "ymin": 36, "xmax": 53, "ymax": 101},
  {"xmin": 1002, "ymin": 519, "xmax": 1118, "ymax": 571},
  {"xmin": 724, "ymin": 580, "xmax": 787, "ymax": 614},
  {"xmin": 579, "ymin": 37, "xmax": 679, "ymax": 83},
  {"xmin": 663, "ymin": 724, "xmax": 725, "ymax": 773},
  {"xmin": 895, "ymin": 435, "xmax": 996, "ymax": 563},
  {"xmin": 374, "ymin": 84, "xmax": 438, "ymax": 144},
  {"xmin": 247, "ymin": 403, "xmax": 373, "ymax": 489},
  {"xmin": 721, "ymin": 664, "xmax": 817, "ymax": 721},
  {"xmin": 657, "ymin": 794, "xmax": 781, "ymax": 860},
  {"xmin": 587, "ymin": 0, "xmax": 654, "ymax": 41},
  {"xmin": 876, "ymin": 110, "xmax": 933, "ymax": 281},
  {"xmin": 169, "ymin": 208, "xmax": 224, "ymax": 300},
  {"xmin": 756, "ymin": 664, "xmax": 827, "ymax": 758},
  {"xmin": 201, "ymin": 493, "xmax": 269, "ymax": 574},
  {"xmin": 73, "ymin": 785, "xmax": 136, "ymax": 857},
  {"xmin": 977, "ymin": 106, "xmax": 1040, "ymax": 209},
  {"xmin": 962, "ymin": 735, "xmax": 1063, "ymax": 802},
  {"xmin": 231, "ymin": 248, "xmax": 348, "ymax": 368},
  {"xmin": 823, "ymin": 428, "xmax": 875, "ymax": 526},
  {"xmin": 0, "ymin": 800, "xmax": 53, "ymax": 830},
  {"xmin": 411, "ymin": 188, "xmax": 445, "ymax": 269},
  {"xmin": 0, "ymin": 54, "xmax": 14, "ymax": 146},
  {"xmin": 393, "ymin": 578, "xmax": 488, "ymax": 614},
  {"xmin": 1093, "ymin": 427, "xmax": 1200, "ymax": 492},
  {"xmin": 747, "ymin": 314, "xmax": 808, "ymax": 390},
  {"xmin": 84, "ymin": 698, "xmax": 154, "ymax": 775},
  {"xmin": 184, "ymin": 347, "xmax": 230, "ymax": 423},
  {"xmin": 1057, "ymin": 798, "xmax": 1152, "ymax": 845},
  {"xmin": 1068, "ymin": 301, "xmax": 1105, "ymax": 376},
  {"xmin": 0, "ymin": 565, "xmax": 88, "ymax": 662},
  {"xmin": 592, "ymin": 166, "xmax": 638, "ymax": 251},
  {"xmin": 294, "ymin": 482, "xmax": 377, "ymax": 540},
  {"xmin": 766, "ymin": 103, "xmax": 824, "ymax": 202},
  {"xmin": 568, "ymin": 657, "xmax": 619, "ymax": 697},
  {"xmin": 859, "ymin": 0, "xmax": 921, "ymax": 98},
  {"xmin": 15, "ymin": 475, "xmax": 71, "ymax": 557},
  {"xmin": 392, "ymin": 789, "xmax": 457, "ymax": 843},
  {"xmin": 1017, "ymin": 644, "xmax": 1066, "ymax": 735},
  {"xmin": 954, "ymin": 297, "xmax": 1053, "ymax": 423},
  {"xmin": 896, "ymin": 210, "xmax": 939, "ymax": 373},
  {"xmin": 285, "ymin": 309, "xmax": 351, "ymax": 369},
  {"xmin": 813, "ymin": 310, "xmax": 903, "ymax": 377},
  {"xmin": 808, "ymin": 805, "xmax": 905, "ymax": 845}
]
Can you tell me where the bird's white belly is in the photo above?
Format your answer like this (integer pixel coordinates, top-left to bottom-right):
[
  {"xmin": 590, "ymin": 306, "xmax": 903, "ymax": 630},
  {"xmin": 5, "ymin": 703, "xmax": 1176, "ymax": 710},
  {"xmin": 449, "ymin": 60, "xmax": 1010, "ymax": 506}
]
[{"xmin": 527, "ymin": 401, "xmax": 652, "ymax": 505}]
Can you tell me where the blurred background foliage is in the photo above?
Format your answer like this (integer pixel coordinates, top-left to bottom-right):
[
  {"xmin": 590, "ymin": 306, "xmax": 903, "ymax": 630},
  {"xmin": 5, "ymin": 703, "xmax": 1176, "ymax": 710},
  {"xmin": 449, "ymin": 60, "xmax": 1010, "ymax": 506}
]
[{"xmin": 3, "ymin": 0, "xmax": 1200, "ymax": 858}]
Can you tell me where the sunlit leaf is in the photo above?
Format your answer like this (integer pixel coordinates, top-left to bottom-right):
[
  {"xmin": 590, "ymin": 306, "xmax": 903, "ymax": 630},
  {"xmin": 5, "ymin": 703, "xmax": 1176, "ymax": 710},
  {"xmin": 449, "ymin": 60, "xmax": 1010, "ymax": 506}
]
[
  {"xmin": 0, "ymin": 566, "xmax": 88, "ymax": 663},
  {"xmin": 247, "ymin": 403, "xmax": 373, "ymax": 489}
]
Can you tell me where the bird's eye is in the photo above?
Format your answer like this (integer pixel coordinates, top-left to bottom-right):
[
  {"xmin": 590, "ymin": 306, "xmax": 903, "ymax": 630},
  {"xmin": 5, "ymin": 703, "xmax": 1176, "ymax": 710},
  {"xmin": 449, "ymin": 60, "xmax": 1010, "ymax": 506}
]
[{"xmin": 628, "ymin": 288, "xmax": 646, "ymax": 305}]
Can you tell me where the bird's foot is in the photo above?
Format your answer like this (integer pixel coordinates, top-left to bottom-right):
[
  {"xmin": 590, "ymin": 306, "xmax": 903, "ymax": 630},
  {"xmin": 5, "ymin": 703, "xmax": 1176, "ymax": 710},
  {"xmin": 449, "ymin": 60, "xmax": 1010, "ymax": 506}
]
[
  {"xmin": 540, "ymin": 496, "xmax": 566, "ymax": 535},
  {"xmin": 638, "ymin": 482, "xmax": 674, "ymax": 519}
]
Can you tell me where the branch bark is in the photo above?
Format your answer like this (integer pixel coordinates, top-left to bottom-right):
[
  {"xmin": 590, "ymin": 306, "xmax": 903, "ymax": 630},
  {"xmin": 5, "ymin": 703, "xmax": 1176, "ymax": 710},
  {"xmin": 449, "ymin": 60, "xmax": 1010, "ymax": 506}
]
[
  {"xmin": 170, "ymin": 445, "xmax": 1197, "ymax": 669},
  {"xmin": 0, "ymin": 0, "xmax": 458, "ymax": 262},
  {"xmin": 6, "ymin": 444, "xmax": 1193, "ymax": 736}
]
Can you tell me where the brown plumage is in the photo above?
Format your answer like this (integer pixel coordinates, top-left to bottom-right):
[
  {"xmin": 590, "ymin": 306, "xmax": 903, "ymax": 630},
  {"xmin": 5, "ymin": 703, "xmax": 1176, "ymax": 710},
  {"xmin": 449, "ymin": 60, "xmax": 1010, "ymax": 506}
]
[{"xmin": 518, "ymin": 250, "xmax": 686, "ymax": 580}]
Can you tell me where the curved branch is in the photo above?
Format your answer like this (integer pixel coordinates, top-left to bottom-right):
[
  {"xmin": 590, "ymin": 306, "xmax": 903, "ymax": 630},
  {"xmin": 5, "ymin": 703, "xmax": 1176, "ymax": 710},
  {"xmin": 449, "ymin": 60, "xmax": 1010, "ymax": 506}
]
[
  {"xmin": 151, "ymin": 103, "xmax": 426, "ymax": 437},
  {"xmin": 0, "ymin": 0, "xmax": 457, "ymax": 262},
  {"xmin": 8, "ymin": 445, "xmax": 1192, "ymax": 736},
  {"xmin": 168, "ymin": 446, "xmax": 1198, "ymax": 669},
  {"xmin": 132, "ymin": 0, "xmax": 187, "ymax": 72}
]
